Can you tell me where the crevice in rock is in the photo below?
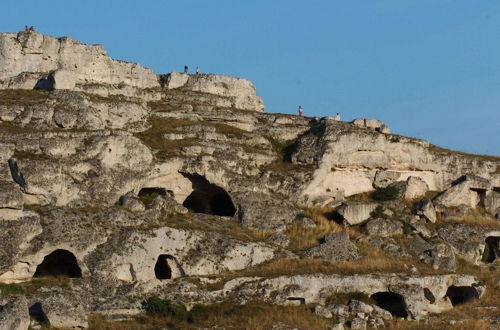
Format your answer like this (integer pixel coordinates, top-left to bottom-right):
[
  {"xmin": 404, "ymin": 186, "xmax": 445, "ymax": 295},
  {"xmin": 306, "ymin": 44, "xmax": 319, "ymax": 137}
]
[
  {"xmin": 8, "ymin": 159, "xmax": 27, "ymax": 190},
  {"xmin": 29, "ymin": 302, "xmax": 49, "ymax": 325},
  {"xmin": 180, "ymin": 173, "xmax": 236, "ymax": 216},
  {"xmin": 33, "ymin": 249, "xmax": 82, "ymax": 278},
  {"xmin": 423, "ymin": 288, "xmax": 435, "ymax": 303},
  {"xmin": 371, "ymin": 292, "xmax": 408, "ymax": 318},
  {"xmin": 445, "ymin": 286, "xmax": 479, "ymax": 306}
]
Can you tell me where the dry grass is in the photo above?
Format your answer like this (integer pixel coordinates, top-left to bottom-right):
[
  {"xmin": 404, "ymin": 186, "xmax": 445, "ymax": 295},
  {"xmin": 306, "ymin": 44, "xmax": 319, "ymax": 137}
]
[
  {"xmin": 286, "ymin": 207, "xmax": 362, "ymax": 251},
  {"xmin": 0, "ymin": 89, "xmax": 50, "ymax": 106},
  {"xmin": 88, "ymin": 301, "xmax": 332, "ymax": 330},
  {"xmin": 435, "ymin": 213, "xmax": 500, "ymax": 230},
  {"xmin": 429, "ymin": 144, "xmax": 500, "ymax": 162}
]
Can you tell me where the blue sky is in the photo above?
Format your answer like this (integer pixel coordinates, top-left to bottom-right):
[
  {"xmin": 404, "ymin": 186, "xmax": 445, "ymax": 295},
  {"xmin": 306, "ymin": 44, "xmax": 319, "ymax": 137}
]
[{"xmin": 2, "ymin": 0, "xmax": 499, "ymax": 155}]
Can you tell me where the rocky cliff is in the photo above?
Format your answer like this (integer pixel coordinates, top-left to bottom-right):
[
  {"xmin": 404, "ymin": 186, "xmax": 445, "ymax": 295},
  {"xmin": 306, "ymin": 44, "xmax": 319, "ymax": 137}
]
[{"xmin": 0, "ymin": 31, "xmax": 499, "ymax": 329}]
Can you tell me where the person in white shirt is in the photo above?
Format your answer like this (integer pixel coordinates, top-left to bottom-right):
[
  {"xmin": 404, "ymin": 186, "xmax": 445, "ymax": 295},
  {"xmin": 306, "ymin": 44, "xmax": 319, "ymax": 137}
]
[{"xmin": 334, "ymin": 112, "xmax": 341, "ymax": 121}]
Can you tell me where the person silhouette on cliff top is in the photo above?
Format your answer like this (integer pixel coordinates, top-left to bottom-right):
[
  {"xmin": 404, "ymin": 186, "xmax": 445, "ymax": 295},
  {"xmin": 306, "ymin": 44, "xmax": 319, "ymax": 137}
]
[
  {"xmin": 183, "ymin": 65, "xmax": 188, "ymax": 74},
  {"xmin": 298, "ymin": 105, "xmax": 303, "ymax": 117}
]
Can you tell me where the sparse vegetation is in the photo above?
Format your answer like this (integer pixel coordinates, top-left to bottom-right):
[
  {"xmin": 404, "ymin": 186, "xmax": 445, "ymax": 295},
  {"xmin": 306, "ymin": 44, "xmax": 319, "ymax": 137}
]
[
  {"xmin": 370, "ymin": 205, "xmax": 386, "ymax": 218},
  {"xmin": 372, "ymin": 185, "xmax": 399, "ymax": 201},
  {"xmin": 142, "ymin": 296, "xmax": 188, "ymax": 321}
]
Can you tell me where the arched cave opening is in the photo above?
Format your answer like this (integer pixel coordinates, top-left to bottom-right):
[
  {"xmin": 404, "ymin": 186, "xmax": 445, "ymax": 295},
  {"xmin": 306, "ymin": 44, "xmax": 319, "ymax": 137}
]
[
  {"xmin": 484, "ymin": 236, "xmax": 500, "ymax": 263},
  {"xmin": 154, "ymin": 255, "xmax": 174, "ymax": 280},
  {"xmin": 445, "ymin": 286, "xmax": 479, "ymax": 306},
  {"xmin": 371, "ymin": 292, "xmax": 408, "ymax": 318},
  {"xmin": 181, "ymin": 173, "xmax": 236, "ymax": 217},
  {"xmin": 29, "ymin": 302, "xmax": 49, "ymax": 325},
  {"xmin": 33, "ymin": 249, "xmax": 82, "ymax": 278}
]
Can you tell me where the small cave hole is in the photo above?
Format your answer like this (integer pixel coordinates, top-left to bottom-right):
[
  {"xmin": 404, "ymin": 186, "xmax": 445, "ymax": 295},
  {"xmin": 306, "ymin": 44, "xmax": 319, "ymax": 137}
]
[
  {"xmin": 423, "ymin": 288, "xmax": 436, "ymax": 303},
  {"xmin": 33, "ymin": 249, "xmax": 82, "ymax": 278},
  {"xmin": 445, "ymin": 286, "xmax": 479, "ymax": 306},
  {"xmin": 371, "ymin": 292, "xmax": 408, "ymax": 318},
  {"xmin": 181, "ymin": 173, "xmax": 236, "ymax": 217},
  {"xmin": 154, "ymin": 255, "xmax": 174, "ymax": 280},
  {"xmin": 29, "ymin": 302, "xmax": 49, "ymax": 325},
  {"xmin": 484, "ymin": 236, "xmax": 500, "ymax": 263}
]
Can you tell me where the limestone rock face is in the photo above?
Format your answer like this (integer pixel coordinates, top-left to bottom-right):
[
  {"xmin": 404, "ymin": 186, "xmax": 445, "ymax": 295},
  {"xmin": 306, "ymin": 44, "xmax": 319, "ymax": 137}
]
[
  {"xmin": 365, "ymin": 218, "xmax": 403, "ymax": 237},
  {"xmin": 291, "ymin": 118, "xmax": 498, "ymax": 205},
  {"xmin": 0, "ymin": 32, "xmax": 159, "ymax": 90},
  {"xmin": 0, "ymin": 31, "xmax": 498, "ymax": 328},
  {"xmin": 0, "ymin": 295, "xmax": 30, "ymax": 330},
  {"xmin": 303, "ymin": 232, "xmax": 360, "ymax": 261}
]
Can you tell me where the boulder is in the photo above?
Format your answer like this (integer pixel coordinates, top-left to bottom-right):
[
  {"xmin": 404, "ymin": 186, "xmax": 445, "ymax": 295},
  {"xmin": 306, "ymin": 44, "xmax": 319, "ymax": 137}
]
[
  {"xmin": 42, "ymin": 293, "xmax": 88, "ymax": 328},
  {"xmin": 314, "ymin": 305, "xmax": 333, "ymax": 318},
  {"xmin": 434, "ymin": 174, "xmax": 492, "ymax": 209},
  {"xmin": 337, "ymin": 202, "xmax": 378, "ymax": 225},
  {"xmin": 421, "ymin": 243, "xmax": 456, "ymax": 271},
  {"xmin": 348, "ymin": 300, "xmax": 374, "ymax": 314},
  {"xmin": 303, "ymin": 232, "xmax": 360, "ymax": 262},
  {"xmin": 0, "ymin": 180, "xmax": 23, "ymax": 220},
  {"xmin": 415, "ymin": 198, "xmax": 437, "ymax": 223},
  {"xmin": 0, "ymin": 296, "xmax": 30, "ymax": 330},
  {"xmin": 365, "ymin": 218, "xmax": 403, "ymax": 237},
  {"xmin": 437, "ymin": 223, "xmax": 486, "ymax": 264},
  {"xmin": 403, "ymin": 176, "xmax": 429, "ymax": 200}
]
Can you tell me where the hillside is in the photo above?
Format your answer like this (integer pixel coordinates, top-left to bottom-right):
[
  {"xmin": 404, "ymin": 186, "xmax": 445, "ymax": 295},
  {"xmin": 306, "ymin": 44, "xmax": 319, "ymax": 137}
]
[{"xmin": 0, "ymin": 31, "xmax": 499, "ymax": 330}]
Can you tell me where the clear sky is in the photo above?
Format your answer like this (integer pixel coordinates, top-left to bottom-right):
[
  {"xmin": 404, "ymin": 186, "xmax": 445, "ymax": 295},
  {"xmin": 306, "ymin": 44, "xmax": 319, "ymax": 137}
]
[{"xmin": 2, "ymin": 0, "xmax": 499, "ymax": 155}]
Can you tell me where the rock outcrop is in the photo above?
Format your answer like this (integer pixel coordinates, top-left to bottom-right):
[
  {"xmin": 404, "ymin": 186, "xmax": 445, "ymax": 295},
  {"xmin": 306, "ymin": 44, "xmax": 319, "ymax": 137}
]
[{"xmin": 0, "ymin": 31, "xmax": 498, "ymax": 329}]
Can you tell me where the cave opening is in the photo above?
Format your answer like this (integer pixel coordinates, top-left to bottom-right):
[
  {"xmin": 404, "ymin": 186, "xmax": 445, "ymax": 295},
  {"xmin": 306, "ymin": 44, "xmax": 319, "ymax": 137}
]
[
  {"xmin": 181, "ymin": 173, "xmax": 236, "ymax": 217},
  {"xmin": 371, "ymin": 292, "xmax": 408, "ymax": 318},
  {"xmin": 154, "ymin": 255, "xmax": 174, "ymax": 280},
  {"xmin": 423, "ymin": 288, "xmax": 436, "ymax": 303},
  {"xmin": 484, "ymin": 236, "xmax": 500, "ymax": 263},
  {"xmin": 33, "ymin": 249, "xmax": 82, "ymax": 278},
  {"xmin": 445, "ymin": 286, "xmax": 479, "ymax": 306},
  {"xmin": 29, "ymin": 302, "xmax": 49, "ymax": 325}
]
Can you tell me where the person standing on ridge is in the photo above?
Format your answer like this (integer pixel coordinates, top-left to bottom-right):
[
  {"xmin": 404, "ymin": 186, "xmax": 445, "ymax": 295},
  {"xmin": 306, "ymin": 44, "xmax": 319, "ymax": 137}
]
[
  {"xmin": 298, "ymin": 105, "xmax": 303, "ymax": 117},
  {"xmin": 24, "ymin": 25, "xmax": 29, "ymax": 32},
  {"xmin": 334, "ymin": 112, "xmax": 341, "ymax": 121},
  {"xmin": 196, "ymin": 66, "xmax": 200, "ymax": 74},
  {"xmin": 183, "ymin": 65, "xmax": 188, "ymax": 74}
]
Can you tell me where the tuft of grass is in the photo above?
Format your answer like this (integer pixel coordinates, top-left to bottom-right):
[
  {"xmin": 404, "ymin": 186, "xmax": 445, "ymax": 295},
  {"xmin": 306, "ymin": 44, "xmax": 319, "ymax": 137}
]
[
  {"xmin": 0, "ymin": 283, "xmax": 25, "ymax": 296},
  {"xmin": 372, "ymin": 186, "xmax": 399, "ymax": 201},
  {"xmin": 285, "ymin": 207, "xmax": 361, "ymax": 251}
]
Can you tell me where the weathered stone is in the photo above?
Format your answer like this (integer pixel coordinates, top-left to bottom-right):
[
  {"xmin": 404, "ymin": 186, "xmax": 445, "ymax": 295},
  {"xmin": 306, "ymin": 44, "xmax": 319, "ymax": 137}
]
[
  {"xmin": 403, "ymin": 176, "xmax": 429, "ymax": 200},
  {"xmin": 265, "ymin": 232, "xmax": 290, "ymax": 248},
  {"xmin": 437, "ymin": 223, "xmax": 486, "ymax": 264},
  {"xmin": 365, "ymin": 218, "xmax": 403, "ymax": 237},
  {"xmin": 314, "ymin": 305, "xmax": 333, "ymax": 318},
  {"xmin": 434, "ymin": 174, "xmax": 492, "ymax": 209},
  {"xmin": 120, "ymin": 192, "xmax": 146, "ymax": 212},
  {"xmin": 349, "ymin": 300, "xmax": 374, "ymax": 314},
  {"xmin": 350, "ymin": 317, "xmax": 367, "ymax": 329},
  {"xmin": 0, "ymin": 296, "xmax": 29, "ymax": 330},
  {"xmin": 303, "ymin": 232, "xmax": 360, "ymax": 262},
  {"xmin": 416, "ymin": 198, "xmax": 437, "ymax": 223},
  {"xmin": 337, "ymin": 202, "xmax": 379, "ymax": 225}
]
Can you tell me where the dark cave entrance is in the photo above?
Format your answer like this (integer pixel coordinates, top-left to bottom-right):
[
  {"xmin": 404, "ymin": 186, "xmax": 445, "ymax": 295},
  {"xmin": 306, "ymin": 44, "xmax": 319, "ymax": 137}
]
[
  {"xmin": 445, "ymin": 286, "xmax": 479, "ymax": 306},
  {"xmin": 154, "ymin": 255, "xmax": 174, "ymax": 280},
  {"xmin": 181, "ymin": 173, "xmax": 236, "ymax": 217},
  {"xmin": 371, "ymin": 292, "xmax": 408, "ymax": 318},
  {"xmin": 29, "ymin": 302, "xmax": 49, "ymax": 325},
  {"xmin": 484, "ymin": 236, "xmax": 500, "ymax": 263},
  {"xmin": 423, "ymin": 288, "xmax": 436, "ymax": 303},
  {"xmin": 33, "ymin": 249, "xmax": 82, "ymax": 278},
  {"xmin": 138, "ymin": 187, "xmax": 170, "ymax": 198}
]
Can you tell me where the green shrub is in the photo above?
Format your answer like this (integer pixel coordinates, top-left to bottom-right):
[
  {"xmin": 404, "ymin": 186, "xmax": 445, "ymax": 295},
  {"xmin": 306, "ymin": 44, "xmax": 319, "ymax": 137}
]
[
  {"xmin": 142, "ymin": 296, "xmax": 188, "ymax": 320},
  {"xmin": 372, "ymin": 186, "xmax": 399, "ymax": 201}
]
